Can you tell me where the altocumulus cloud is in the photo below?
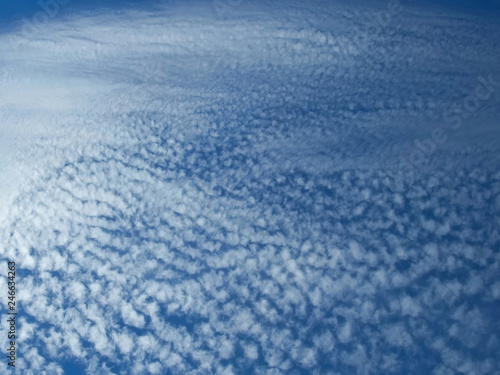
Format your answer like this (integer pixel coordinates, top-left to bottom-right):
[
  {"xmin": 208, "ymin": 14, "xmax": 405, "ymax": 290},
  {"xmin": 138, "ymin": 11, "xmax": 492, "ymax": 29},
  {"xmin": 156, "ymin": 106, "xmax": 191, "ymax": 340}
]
[{"xmin": 0, "ymin": 0, "xmax": 500, "ymax": 374}]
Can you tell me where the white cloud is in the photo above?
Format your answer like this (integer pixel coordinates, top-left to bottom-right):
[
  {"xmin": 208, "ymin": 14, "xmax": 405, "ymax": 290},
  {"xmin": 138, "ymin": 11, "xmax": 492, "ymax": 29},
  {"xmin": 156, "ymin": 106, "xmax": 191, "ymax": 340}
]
[{"xmin": 0, "ymin": 0, "xmax": 498, "ymax": 374}]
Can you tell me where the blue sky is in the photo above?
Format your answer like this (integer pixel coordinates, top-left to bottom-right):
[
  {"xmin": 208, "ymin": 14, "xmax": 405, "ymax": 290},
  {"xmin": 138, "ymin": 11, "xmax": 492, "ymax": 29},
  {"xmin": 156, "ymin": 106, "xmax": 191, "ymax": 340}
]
[
  {"xmin": 0, "ymin": 0, "xmax": 499, "ymax": 374},
  {"xmin": 1, "ymin": 0, "xmax": 499, "ymax": 23},
  {"xmin": 0, "ymin": 0, "xmax": 144, "ymax": 20}
]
